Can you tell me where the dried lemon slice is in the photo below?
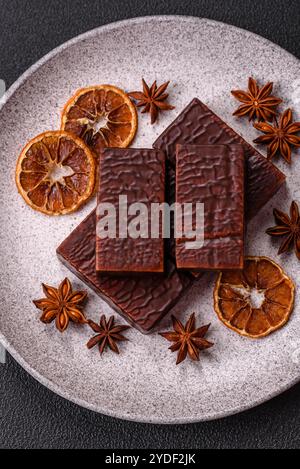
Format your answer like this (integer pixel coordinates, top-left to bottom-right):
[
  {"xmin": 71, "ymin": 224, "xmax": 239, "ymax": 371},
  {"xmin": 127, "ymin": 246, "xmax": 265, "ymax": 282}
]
[
  {"xmin": 61, "ymin": 85, "xmax": 138, "ymax": 156},
  {"xmin": 214, "ymin": 256, "xmax": 295, "ymax": 338},
  {"xmin": 16, "ymin": 131, "xmax": 95, "ymax": 215}
]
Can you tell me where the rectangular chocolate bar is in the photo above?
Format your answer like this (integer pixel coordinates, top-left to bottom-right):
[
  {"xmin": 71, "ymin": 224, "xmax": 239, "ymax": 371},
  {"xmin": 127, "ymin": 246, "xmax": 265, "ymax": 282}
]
[
  {"xmin": 153, "ymin": 98, "xmax": 285, "ymax": 219},
  {"xmin": 96, "ymin": 148, "xmax": 165, "ymax": 274},
  {"xmin": 57, "ymin": 211, "xmax": 192, "ymax": 334},
  {"xmin": 176, "ymin": 144, "xmax": 245, "ymax": 270},
  {"xmin": 165, "ymin": 163, "xmax": 176, "ymax": 259}
]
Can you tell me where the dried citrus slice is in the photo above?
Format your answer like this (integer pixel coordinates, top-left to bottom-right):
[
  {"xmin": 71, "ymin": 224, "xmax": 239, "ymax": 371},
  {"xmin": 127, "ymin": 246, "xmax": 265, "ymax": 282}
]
[
  {"xmin": 214, "ymin": 256, "xmax": 295, "ymax": 338},
  {"xmin": 16, "ymin": 131, "xmax": 95, "ymax": 215},
  {"xmin": 61, "ymin": 85, "xmax": 138, "ymax": 156}
]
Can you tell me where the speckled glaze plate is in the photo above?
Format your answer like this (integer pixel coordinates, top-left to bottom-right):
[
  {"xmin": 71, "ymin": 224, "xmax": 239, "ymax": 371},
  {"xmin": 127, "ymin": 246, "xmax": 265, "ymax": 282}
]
[{"xmin": 1, "ymin": 16, "xmax": 300, "ymax": 424}]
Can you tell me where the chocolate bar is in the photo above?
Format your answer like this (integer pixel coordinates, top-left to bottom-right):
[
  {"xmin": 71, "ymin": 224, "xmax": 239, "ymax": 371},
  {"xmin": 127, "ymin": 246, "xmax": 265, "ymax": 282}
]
[
  {"xmin": 165, "ymin": 163, "xmax": 176, "ymax": 259},
  {"xmin": 96, "ymin": 148, "xmax": 165, "ymax": 274},
  {"xmin": 153, "ymin": 98, "xmax": 285, "ymax": 219},
  {"xmin": 176, "ymin": 144, "xmax": 245, "ymax": 270},
  {"xmin": 57, "ymin": 211, "xmax": 192, "ymax": 333}
]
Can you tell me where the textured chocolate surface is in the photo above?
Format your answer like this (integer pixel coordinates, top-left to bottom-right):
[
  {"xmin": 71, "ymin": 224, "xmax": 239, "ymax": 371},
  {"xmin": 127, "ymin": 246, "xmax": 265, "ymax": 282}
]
[
  {"xmin": 176, "ymin": 144, "xmax": 244, "ymax": 270},
  {"xmin": 166, "ymin": 166, "xmax": 203, "ymax": 279},
  {"xmin": 96, "ymin": 148, "xmax": 165, "ymax": 273},
  {"xmin": 57, "ymin": 210, "xmax": 191, "ymax": 333},
  {"xmin": 165, "ymin": 164, "xmax": 176, "ymax": 259},
  {"xmin": 153, "ymin": 98, "xmax": 285, "ymax": 219}
]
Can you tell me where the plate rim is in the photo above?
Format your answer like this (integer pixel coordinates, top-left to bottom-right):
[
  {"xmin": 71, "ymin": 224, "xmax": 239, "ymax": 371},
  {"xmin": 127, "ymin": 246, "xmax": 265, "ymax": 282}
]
[{"xmin": 0, "ymin": 15, "xmax": 299, "ymax": 424}]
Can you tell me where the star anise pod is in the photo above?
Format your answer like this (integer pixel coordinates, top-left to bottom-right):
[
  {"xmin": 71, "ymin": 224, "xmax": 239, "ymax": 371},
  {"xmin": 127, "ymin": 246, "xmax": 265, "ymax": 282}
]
[
  {"xmin": 87, "ymin": 315, "xmax": 130, "ymax": 355},
  {"xmin": 253, "ymin": 109, "xmax": 300, "ymax": 163},
  {"xmin": 231, "ymin": 77, "xmax": 282, "ymax": 121},
  {"xmin": 266, "ymin": 201, "xmax": 300, "ymax": 259},
  {"xmin": 159, "ymin": 313, "xmax": 213, "ymax": 365},
  {"xmin": 128, "ymin": 78, "xmax": 175, "ymax": 124},
  {"xmin": 33, "ymin": 278, "xmax": 87, "ymax": 332}
]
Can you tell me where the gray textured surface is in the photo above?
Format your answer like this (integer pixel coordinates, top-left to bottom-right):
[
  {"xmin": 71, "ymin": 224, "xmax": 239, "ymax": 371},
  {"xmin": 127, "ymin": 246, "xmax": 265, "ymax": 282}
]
[
  {"xmin": 0, "ymin": 0, "xmax": 300, "ymax": 449},
  {"xmin": 0, "ymin": 345, "xmax": 6, "ymax": 364}
]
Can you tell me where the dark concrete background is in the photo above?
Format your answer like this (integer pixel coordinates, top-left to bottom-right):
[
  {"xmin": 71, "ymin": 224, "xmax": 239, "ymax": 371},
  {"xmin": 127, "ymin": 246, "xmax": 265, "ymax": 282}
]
[{"xmin": 0, "ymin": 0, "xmax": 299, "ymax": 449}]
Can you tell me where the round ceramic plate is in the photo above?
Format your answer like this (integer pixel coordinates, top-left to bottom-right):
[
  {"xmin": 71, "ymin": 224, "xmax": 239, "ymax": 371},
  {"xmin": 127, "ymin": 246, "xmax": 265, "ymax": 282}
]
[{"xmin": 1, "ymin": 16, "xmax": 300, "ymax": 424}]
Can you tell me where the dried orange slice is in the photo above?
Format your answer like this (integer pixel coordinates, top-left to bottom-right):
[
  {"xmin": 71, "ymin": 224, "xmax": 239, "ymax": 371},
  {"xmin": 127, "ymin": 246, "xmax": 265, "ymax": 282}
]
[
  {"xmin": 61, "ymin": 85, "xmax": 138, "ymax": 156},
  {"xmin": 16, "ymin": 131, "xmax": 95, "ymax": 215},
  {"xmin": 214, "ymin": 256, "xmax": 295, "ymax": 338}
]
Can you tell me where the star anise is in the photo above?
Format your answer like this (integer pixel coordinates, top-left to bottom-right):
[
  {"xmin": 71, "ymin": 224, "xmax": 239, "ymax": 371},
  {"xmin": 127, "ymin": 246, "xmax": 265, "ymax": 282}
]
[
  {"xmin": 33, "ymin": 278, "xmax": 87, "ymax": 332},
  {"xmin": 266, "ymin": 201, "xmax": 300, "ymax": 259},
  {"xmin": 231, "ymin": 77, "xmax": 282, "ymax": 121},
  {"xmin": 253, "ymin": 109, "xmax": 300, "ymax": 163},
  {"xmin": 87, "ymin": 315, "xmax": 130, "ymax": 355},
  {"xmin": 159, "ymin": 313, "xmax": 213, "ymax": 365},
  {"xmin": 128, "ymin": 78, "xmax": 175, "ymax": 124}
]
